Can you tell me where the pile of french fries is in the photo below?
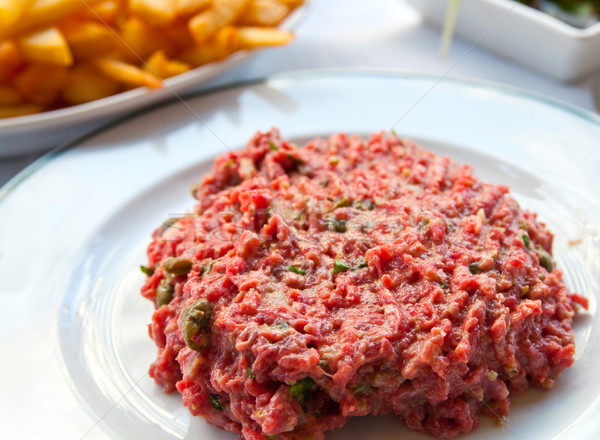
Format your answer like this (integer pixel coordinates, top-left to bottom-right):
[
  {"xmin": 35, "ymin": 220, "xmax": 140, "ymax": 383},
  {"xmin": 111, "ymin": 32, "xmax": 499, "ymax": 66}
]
[{"xmin": 0, "ymin": 0, "xmax": 302, "ymax": 119}]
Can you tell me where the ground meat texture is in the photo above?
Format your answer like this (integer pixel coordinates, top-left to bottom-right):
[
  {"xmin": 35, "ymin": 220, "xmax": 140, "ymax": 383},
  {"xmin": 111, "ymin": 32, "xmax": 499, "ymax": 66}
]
[{"xmin": 141, "ymin": 129, "xmax": 588, "ymax": 439}]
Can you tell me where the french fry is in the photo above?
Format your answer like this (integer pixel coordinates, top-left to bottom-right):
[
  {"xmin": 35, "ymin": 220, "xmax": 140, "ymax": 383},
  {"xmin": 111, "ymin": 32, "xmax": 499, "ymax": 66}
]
[
  {"xmin": 118, "ymin": 16, "xmax": 173, "ymax": 61},
  {"xmin": 130, "ymin": 0, "xmax": 177, "ymax": 25},
  {"xmin": 238, "ymin": 26, "xmax": 293, "ymax": 49},
  {"xmin": 60, "ymin": 20, "xmax": 115, "ymax": 58},
  {"xmin": 159, "ymin": 17, "xmax": 195, "ymax": 49},
  {"xmin": 180, "ymin": 24, "xmax": 240, "ymax": 65},
  {"xmin": 188, "ymin": 0, "xmax": 249, "ymax": 45},
  {"xmin": 15, "ymin": 64, "xmax": 69, "ymax": 104},
  {"xmin": 213, "ymin": 25, "xmax": 241, "ymax": 58},
  {"xmin": 61, "ymin": 64, "xmax": 119, "ymax": 104},
  {"xmin": 239, "ymin": 0, "xmax": 288, "ymax": 26},
  {"xmin": 145, "ymin": 50, "xmax": 191, "ymax": 78},
  {"xmin": 0, "ymin": 0, "xmax": 301, "ymax": 118},
  {"xmin": 276, "ymin": 0, "xmax": 303, "ymax": 8},
  {"xmin": 0, "ymin": 40, "xmax": 25, "ymax": 82},
  {"xmin": 92, "ymin": 57, "xmax": 163, "ymax": 88},
  {"xmin": 0, "ymin": 0, "xmax": 101, "ymax": 40},
  {"xmin": 0, "ymin": 0, "xmax": 34, "ymax": 28},
  {"xmin": 77, "ymin": 0, "xmax": 123, "ymax": 25},
  {"xmin": 176, "ymin": 0, "xmax": 212, "ymax": 17},
  {"xmin": 18, "ymin": 27, "xmax": 73, "ymax": 66},
  {"xmin": 0, "ymin": 85, "xmax": 23, "ymax": 105},
  {"xmin": 0, "ymin": 104, "xmax": 43, "ymax": 118},
  {"xmin": 179, "ymin": 44, "xmax": 220, "ymax": 66}
]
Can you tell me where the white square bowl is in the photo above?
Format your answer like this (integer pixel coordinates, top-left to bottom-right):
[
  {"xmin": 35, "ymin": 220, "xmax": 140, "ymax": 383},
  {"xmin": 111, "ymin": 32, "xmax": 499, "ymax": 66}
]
[{"xmin": 405, "ymin": 0, "xmax": 600, "ymax": 81}]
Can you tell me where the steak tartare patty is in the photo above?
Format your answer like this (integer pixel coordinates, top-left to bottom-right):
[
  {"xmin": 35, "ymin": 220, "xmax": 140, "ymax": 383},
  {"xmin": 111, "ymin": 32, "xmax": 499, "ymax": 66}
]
[{"xmin": 141, "ymin": 129, "xmax": 587, "ymax": 439}]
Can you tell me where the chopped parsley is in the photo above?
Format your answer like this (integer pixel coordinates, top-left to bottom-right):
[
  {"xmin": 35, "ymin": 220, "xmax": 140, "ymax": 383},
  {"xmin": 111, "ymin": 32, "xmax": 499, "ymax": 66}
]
[
  {"xmin": 287, "ymin": 265, "xmax": 306, "ymax": 275},
  {"xmin": 353, "ymin": 383, "xmax": 373, "ymax": 395},
  {"xmin": 209, "ymin": 394, "xmax": 224, "ymax": 411},
  {"xmin": 140, "ymin": 265, "xmax": 154, "ymax": 277},
  {"xmin": 333, "ymin": 259, "xmax": 350, "ymax": 274},
  {"xmin": 522, "ymin": 233, "xmax": 530, "ymax": 249},
  {"xmin": 290, "ymin": 377, "xmax": 315, "ymax": 402},
  {"xmin": 269, "ymin": 140, "xmax": 278, "ymax": 151}
]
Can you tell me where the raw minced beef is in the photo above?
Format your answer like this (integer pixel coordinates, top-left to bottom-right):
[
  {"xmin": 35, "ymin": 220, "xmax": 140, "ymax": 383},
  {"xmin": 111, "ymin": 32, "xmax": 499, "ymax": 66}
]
[{"xmin": 141, "ymin": 129, "xmax": 587, "ymax": 439}]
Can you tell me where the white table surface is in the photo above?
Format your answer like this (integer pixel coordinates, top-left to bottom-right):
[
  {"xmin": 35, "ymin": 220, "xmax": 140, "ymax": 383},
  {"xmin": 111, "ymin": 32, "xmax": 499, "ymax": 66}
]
[{"xmin": 0, "ymin": 0, "xmax": 597, "ymax": 187}]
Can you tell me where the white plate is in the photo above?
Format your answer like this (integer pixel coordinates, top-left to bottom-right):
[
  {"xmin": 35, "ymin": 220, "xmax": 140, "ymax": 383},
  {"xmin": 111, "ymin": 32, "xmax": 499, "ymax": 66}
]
[
  {"xmin": 1, "ymin": 70, "xmax": 600, "ymax": 440},
  {"xmin": 0, "ymin": 4, "xmax": 307, "ymax": 158},
  {"xmin": 406, "ymin": 0, "xmax": 600, "ymax": 81}
]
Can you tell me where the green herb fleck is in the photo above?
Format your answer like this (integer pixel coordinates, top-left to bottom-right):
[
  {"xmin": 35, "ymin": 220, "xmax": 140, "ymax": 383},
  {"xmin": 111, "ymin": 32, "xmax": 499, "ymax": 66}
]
[
  {"xmin": 520, "ymin": 285, "xmax": 529, "ymax": 297},
  {"xmin": 353, "ymin": 383, "xmax": 373, "ymax": 395},
  {"xmin": 267, "ymin": 436, "xmax": 277, "ymax": 440},
  {"xmin": 330, "ymin": 218, "xmax": 347, "ymax": 233},
  {"xmin": 469, "ymin": 261, "xmax": 481, "ymax": 274},
  {"xmin": 357, "ymin": 262, "xmax": 368, "ymax": 269},
  {"xmin": 290, "ymin": 377, "xmax": 315, "ymax": 402},
  {"xmin": 333, "ymin": 259, "xmax": 350, "ymax": 274},
  {"xmin": 440, "ymin": 281, "xmax": 448, "ymax": 289},
  {"xmin": 287, "ymin": 265, "xmax": 306, "ymax": 275},
  {"xmin": 248, "ymin": 367, "xmax": 255, "ymax": 379},
  {"xmin": 269, "ymin": 140, "xmax": 278, "ymax": 151},
  {"xmin": 209, "ymin": 394, "xmax": 224, "ymax": 411},
  {"xmin": 522, "ymin": 234, "xmax": 530, "ymax": 249},
  {"xmin": 140, "ymin": 265, "xmax": 154, "ymax": 277},
  {"xmin": 224, "ymin": 158, "xmax": 235, "ymax": 168},
  {"xmin": 323, "ymin": 178, "xmax": 330, "ymax": 188}
]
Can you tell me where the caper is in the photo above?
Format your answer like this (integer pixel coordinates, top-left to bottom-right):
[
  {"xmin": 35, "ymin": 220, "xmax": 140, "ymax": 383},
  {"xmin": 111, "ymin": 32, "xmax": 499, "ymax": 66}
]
[
  {"xmin": 160, "ymin": 216, "xmax": 183, "ymax": 234},
  {"xmin": 469, "ymin": 261, "xmax": 481, "ymax": 274},
  {"xmin": 181, "ymin": 298, "xmax": 210, "ymax": 352},
  {"xmin": 162, "ymin": 257, "xmax": 193, "ymax": 276},
  {"xmin": 538, "ymin": 249, "xmax": 554, "ymax": 273},
  {"xmin": 330, "ymin": 218, "xmax": 346, "ymax": 233},
  {"xmin": 156, "ymin": 279, "xmax": 174, "ymax": 307},
  {"xmin": 334, "ymin": 197, "xmax": 351, "ymax": 209}
]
